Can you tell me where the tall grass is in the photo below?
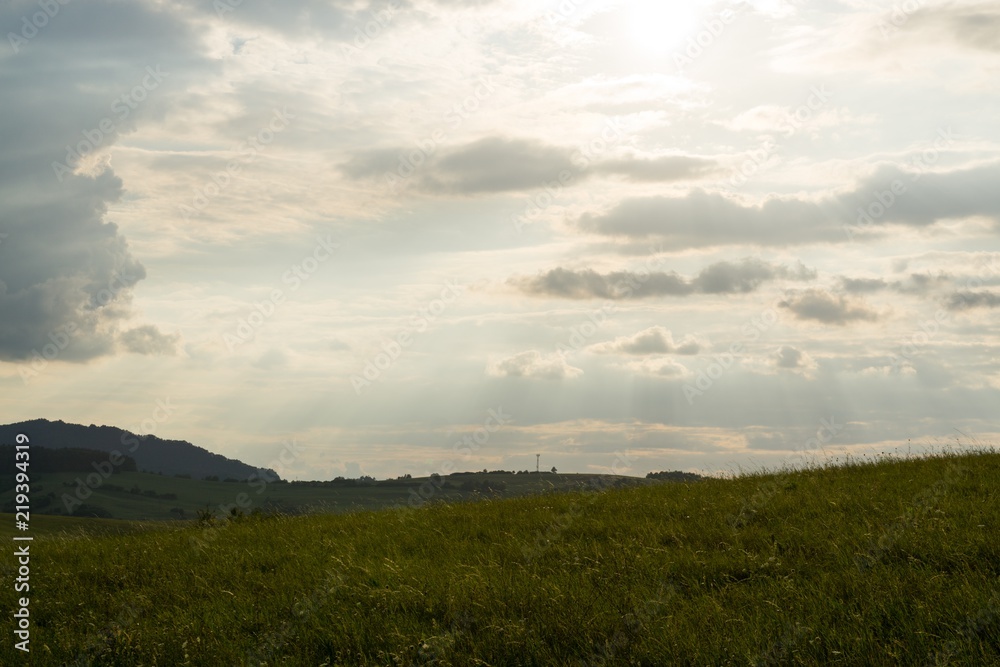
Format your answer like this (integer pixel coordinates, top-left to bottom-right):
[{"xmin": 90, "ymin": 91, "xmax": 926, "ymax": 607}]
[{"xmin": 2, "ymin": 449, "xmax": 998, "ymax": 665}]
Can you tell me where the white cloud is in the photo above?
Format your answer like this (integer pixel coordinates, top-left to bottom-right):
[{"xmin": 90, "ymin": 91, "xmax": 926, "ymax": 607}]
[
  {"xmin": 486, "ymin": 350, "xmax": 583, "ymax": 380},
  {"xmin": 590, "ymin": 326, "xmax": 702, "ymax": 355}
]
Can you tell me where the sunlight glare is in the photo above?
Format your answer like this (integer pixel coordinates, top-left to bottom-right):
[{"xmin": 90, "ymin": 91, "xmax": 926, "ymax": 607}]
[{"xmin": 625, "ymin": 0, "xmax": 701, "ymax": 56}]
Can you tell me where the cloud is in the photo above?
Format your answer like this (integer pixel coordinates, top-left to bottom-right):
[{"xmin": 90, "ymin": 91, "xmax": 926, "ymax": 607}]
[
  {"xmin": 726, "ymin": 104, "xmax": 861, "ymax": 135},
  {"xmin": 486, "ymin": 350, "xmax": 582, "ymax": 380},
  {"xmin": 119, "ymin": 326, "xmax": 180, "ymax": 356},
  {"xmin": 512, "ymin": 267, "xmax": 691, "ymax": 299},
  {"xmin": 946, "ymin": 291, "xmax": 1000, "ymax": 311},
  {"xmin": 512, "ymin": 258, "xmax": 816, "ymax": 300},
  {"xmin": 340, "ymin": 137, "xmax": 717, "ymax": 194},
  {"xmin": 591, "ymin": 155, "xmax": 718, "ymax": 183},
  {"xmin": 578, "ymin": 162, "xmax": 1000, "ymax": 248},
  {"xmin": 774, "ymin": 345, "xmax": 805, "ymax": 368},
  {"xmin": 838, "ymin": 277, "xmax": 890, "ymax": 294},
  {"xmin": 0, "ymin": 0, "xmax": 211, "ymax": 363},
  {"xmin": 590, "ymin": 326, "xmax": 701, "ymax": 355},
  {"xmin": 778, "ymin": 289, "xmax": 879, "ymax": 325},
  {"xmin": 624, "ymin": 357, "xmax": 691, "ymax": 378},
  {"xmin": 174, "ymin": 0, "xmax": 405, "ymax": 41},
  {"xmin": 906, "ymin": 3, "xmax": 1000, "ymax": 53},
  {"xmin": 693, "ymin": 258, "xmax": 816, "ymax": 294},
  {"xmin": 772, "ymin": 345, "xmax": 816, "ymax": 373},
  {"xmin": 578, "ymin": 189, "xmax": 840, "ymax": 247},
  {"xmin": 424, "ymin": 137, "xmax": 577, "ymax": 194},
  {"xmin": 838, "ymin": 272, "xmax": 952, "ymax": 295}
]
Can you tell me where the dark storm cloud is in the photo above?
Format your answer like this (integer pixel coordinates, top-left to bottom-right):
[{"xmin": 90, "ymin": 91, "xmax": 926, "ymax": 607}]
[
  {"xmin": 0, "ymin": 0, "xmax": 210, "ymax": 362},
  {"xmin": 578, "ymin": 162, "xmax": 1000, "ymax": 248},
  {"xmin": 778, "ymin": 289, "xmax": 879, "ymax": 325},
  {"xmin": 340, "ymin": 137, "xmax": 717, "ymax": 194},
  {"xmin": 512, "ymin": 258, "xmax": 815, "ymax": 300}
]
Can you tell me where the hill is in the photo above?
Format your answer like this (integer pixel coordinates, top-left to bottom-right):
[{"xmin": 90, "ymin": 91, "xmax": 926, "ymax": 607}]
[
  {"xmin": 0, "ymin": 419, "xmax": 278, "ymax": 481},
  {"xmin": 0, "ymin": 449, "xmax": 996, "ymax": 664},
  {"xmin": 0, "ymin": 444, "xmax": 137, "ymax": 474},
  {"xmin": 0, "ymin": 467, "xmax": 658, "ymax": 521}
]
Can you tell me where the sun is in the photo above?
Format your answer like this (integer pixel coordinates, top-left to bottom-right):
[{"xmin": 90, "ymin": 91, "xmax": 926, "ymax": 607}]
[{"xmin": 624, "ymin": 0, "xmax": 702, "ymax": 56}]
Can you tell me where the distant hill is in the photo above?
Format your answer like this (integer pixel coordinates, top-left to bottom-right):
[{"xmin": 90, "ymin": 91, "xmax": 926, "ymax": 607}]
[
  {"xmin": 0, "ymin": 444, "xmax": 137, "ymax": 475},
  {"xmin": 0, "ymin": 419, "xmax": 279, "ymax": 481},
  {"xmin": 646, "ymin": 470, "xmax": 704, "ymax": 482}
]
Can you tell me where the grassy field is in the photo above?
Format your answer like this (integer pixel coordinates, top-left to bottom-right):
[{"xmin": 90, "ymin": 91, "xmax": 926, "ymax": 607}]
[
  {"xmin": 0, "ymin": 470, "xmax": 656, "ymax": 522},
  {"xmin": 1, "ymin": 450, "xmax": 998, "ymax": 665},
  {"xmin": 0, "ymin": 513, "xmax": 167, "ymax": 540}
]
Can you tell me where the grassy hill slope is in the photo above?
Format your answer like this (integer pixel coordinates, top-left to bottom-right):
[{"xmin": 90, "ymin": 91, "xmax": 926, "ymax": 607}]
[{"xmin": 1, "ymin": 450, "xmax": 997, "ymax": 665}]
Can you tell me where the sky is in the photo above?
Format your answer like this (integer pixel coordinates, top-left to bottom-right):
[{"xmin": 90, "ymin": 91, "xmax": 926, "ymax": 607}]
[{"xmin": 1, "ymin": 0, "xmax": 999, "ymax": 480}]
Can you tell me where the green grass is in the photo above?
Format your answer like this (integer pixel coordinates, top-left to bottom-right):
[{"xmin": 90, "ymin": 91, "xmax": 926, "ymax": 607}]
[
  {"xmin": 0, "ymin": 513, "xmax": 166, "ymax": 540},
  {"xmin": 2, "ymin": 450, "xmax": 998, "ymax": 665},
  {"xmin": 1, "ymin": 470, "xmax": 652, "ymax": 521}
]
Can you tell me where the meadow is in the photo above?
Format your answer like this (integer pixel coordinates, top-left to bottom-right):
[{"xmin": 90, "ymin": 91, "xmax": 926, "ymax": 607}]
[
  {"xmin": 0, "ymin": 469, "xmax": 655, "ymax": 522},
  {"xmin": 1, "ymin": 450, "xmax": 997, "ymax": 665}
]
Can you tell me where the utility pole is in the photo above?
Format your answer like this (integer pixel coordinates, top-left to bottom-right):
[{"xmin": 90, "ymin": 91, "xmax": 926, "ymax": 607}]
[{"xmin": 536, "ymin": 454, "xmax": 540, "ymax": 474}]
